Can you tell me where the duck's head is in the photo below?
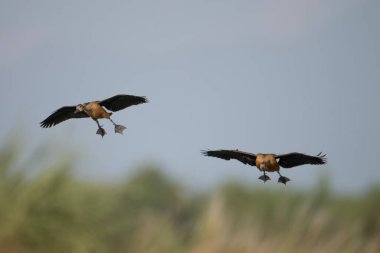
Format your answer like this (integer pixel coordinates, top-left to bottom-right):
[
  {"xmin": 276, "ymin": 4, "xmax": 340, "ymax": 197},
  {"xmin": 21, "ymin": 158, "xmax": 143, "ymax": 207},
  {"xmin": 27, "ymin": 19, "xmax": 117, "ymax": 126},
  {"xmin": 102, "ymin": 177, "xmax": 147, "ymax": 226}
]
[{"xmin": 75, "ymin": 104, "xmax": 85, "ymax": 113}]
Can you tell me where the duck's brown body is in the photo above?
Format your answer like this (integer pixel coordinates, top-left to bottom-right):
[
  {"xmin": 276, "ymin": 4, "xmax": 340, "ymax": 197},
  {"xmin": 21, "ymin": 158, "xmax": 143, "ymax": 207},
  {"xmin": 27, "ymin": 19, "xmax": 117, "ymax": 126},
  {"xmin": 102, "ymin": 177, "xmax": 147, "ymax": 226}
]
[
  {"xmin": 255, "ymin": 154, "xmax": 280, "ymax": 172},
  {"xmin": 81, "ymin": 102, "xmax": 111, "ymax": 120}
]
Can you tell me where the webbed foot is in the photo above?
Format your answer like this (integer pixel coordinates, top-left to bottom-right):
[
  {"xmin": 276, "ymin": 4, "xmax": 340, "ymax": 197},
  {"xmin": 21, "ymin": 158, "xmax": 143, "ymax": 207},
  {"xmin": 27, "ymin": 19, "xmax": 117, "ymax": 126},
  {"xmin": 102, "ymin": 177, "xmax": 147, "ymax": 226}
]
[
  {"xmin": 96, "ymin": 127, "xmax": 107, "ymax": 138},
  {"xmin": 258, "ymin": 174, "xmax": 271, "ymax": 183},
  {"xmin": 114, "ymin": 124, "xmax": 126, "ymax": 134},
  {"xmin": 278, "ymin": 176, "xmax": 290, "ymax": 185}
]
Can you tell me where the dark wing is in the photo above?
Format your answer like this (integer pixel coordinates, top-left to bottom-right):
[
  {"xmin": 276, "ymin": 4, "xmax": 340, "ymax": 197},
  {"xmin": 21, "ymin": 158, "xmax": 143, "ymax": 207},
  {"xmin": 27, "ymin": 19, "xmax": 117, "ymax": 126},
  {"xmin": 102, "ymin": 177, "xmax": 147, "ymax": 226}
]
[
  {"xmin": 276, "ymin": 152, "xmax": 327, "ymax": 168},
  {"xmin": 40, "ymin": 106, "xmax": 89, "ymax": 128},
  {"xmin": 99, "ymin": 94, "xmax": 148, "ymax": 112},
  {"xmin": 201, "ymin": 149, "xmax": 257, "ymax": 166}
]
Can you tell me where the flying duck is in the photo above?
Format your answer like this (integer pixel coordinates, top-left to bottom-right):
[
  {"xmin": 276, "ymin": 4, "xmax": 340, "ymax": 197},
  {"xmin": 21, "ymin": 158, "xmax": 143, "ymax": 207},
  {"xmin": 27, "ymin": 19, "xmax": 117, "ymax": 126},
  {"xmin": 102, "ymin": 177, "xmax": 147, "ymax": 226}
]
[
  {"xmin": 202, "ymin": 149, "xmax": 327, "ymax": 184},
  {"xmin": 40, "ymin": 94, "xmax": 148, "ymax": 137}
]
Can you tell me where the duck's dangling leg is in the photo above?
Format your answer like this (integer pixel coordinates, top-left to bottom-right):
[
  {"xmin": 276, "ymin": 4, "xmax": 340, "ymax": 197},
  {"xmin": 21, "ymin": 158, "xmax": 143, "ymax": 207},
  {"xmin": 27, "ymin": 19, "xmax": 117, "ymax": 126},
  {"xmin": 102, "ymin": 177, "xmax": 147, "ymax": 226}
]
[
  {"xmin": 109, "ymin": 118, "xmax": 126, "ymax": 135},
  {"xmin": 277, "ymin": 171, "xmax": 290, "ymax": 185},
  {"xmin": 258, "ymin": 171, "xmax": 271, "ymax": 183},
  {"xmin": 95, "ymin": 120, "xmax": 107, "ymax": 138}
]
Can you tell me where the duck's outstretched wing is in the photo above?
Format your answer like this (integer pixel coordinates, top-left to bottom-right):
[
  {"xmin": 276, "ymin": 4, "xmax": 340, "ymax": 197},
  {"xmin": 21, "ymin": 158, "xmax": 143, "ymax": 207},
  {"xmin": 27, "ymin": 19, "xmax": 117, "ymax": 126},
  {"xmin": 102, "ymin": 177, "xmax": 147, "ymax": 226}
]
[
  {"xmin": 99, "ymin": 94, "xmax": 148, "ymax": 112},
  {"xmin": 40, "ymin": 106, "xmax": 88, "ymax": 128},
  {"xmin": 201, "ymin": 149, "xmax": 257, "ymax": 166},
  {"xmin": 276, "ymin": 152, "xmax": 327, "ymax": 168}
]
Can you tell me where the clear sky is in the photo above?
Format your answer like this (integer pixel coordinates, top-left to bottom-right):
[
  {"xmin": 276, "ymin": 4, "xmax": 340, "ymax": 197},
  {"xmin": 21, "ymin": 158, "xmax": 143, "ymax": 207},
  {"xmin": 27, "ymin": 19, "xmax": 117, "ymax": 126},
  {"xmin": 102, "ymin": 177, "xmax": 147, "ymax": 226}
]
[{"xmin": 1, "ymin": 0, "xmax": 379, "ymax": 193}]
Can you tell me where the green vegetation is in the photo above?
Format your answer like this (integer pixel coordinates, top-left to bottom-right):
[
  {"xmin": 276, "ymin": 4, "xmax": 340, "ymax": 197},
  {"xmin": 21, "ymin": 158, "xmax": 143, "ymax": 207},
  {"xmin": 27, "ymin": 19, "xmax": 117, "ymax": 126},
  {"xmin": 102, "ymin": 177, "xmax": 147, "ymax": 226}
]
[{"xmin": 0, "ymin": 140, "xmax": 379, "ymax": 253}]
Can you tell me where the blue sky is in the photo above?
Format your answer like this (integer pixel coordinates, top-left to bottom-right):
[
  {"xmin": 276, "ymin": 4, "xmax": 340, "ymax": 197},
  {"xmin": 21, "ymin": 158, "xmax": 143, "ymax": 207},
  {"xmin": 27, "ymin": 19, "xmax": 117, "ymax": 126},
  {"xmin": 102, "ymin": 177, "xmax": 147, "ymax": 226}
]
[{"xmin": 1, "ymin": 0, "xmax": 379, "ymax": 193}]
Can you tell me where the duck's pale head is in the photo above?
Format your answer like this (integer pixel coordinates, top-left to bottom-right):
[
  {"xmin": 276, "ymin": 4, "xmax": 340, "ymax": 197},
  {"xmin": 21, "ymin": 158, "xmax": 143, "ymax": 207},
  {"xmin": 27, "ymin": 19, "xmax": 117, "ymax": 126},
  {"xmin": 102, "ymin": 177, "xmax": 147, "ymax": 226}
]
[{"xmin": 75, "ymin": 104, "xmax": 85, "ymax": 113}]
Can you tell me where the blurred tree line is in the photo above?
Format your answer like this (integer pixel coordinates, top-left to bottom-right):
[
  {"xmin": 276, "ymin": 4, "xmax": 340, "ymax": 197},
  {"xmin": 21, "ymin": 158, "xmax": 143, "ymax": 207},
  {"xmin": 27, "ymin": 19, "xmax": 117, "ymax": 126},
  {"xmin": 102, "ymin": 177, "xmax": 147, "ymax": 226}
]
[{"xmin": 0, "ymin": 139, "xmax": 379, "ymax": 253}]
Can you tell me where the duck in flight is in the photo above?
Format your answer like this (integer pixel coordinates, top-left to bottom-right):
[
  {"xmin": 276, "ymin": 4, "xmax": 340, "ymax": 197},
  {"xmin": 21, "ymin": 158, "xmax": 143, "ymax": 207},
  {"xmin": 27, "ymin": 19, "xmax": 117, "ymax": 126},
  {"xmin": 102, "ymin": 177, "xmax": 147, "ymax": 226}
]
[
  {"xmin": 202, "ymin": 149, "xmax": 327, "ymax": 184},
  {"xmin": 40, "ymin": 94, "xmax": 148, "ymax": 137}
]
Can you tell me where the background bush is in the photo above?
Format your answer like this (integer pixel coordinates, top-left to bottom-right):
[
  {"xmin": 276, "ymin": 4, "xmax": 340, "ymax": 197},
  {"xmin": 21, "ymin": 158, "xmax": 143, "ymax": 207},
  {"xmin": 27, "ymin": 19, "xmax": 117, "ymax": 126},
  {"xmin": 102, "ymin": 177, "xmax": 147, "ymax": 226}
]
[{"xmin": 0, "ymin": 140, "xmax": 379, "ymax": 253}]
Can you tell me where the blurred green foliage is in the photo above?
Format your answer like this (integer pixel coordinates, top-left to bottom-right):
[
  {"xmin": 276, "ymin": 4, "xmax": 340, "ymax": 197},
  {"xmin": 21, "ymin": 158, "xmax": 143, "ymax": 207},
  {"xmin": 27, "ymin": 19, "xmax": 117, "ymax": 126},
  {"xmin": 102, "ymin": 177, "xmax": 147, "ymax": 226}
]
[{"xmin": 0, "ymin": 140, "xmax": 379, "ymax": 253}]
